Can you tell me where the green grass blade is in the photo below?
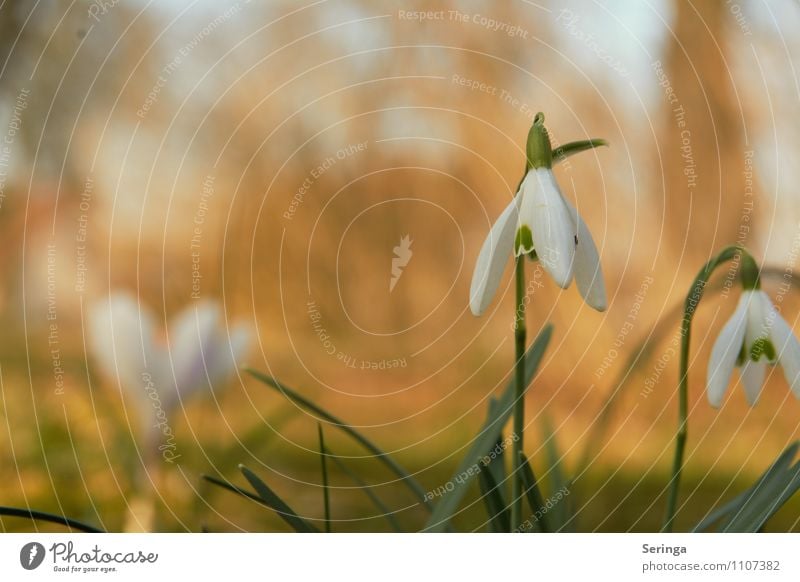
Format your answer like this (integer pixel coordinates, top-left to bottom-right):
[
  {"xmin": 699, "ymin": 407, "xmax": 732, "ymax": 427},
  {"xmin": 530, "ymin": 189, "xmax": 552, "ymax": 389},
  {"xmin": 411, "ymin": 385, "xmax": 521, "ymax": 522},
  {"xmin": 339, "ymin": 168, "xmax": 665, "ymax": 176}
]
[
  {"xmin": 204, "ymin": 473, "xmax": 320, "ymax": 533},
  {"xmin": 423, "ymin": 325, "xmax": 553, "ymax": 532},
  {"xmin": 518, "ymin": 452, "xmax": 549, "ymax": 533},
  {"xmin": 541, "ymin": 416, "xmax": 574, "ymax": 532},
  {"xmin": 732, "ymin": 464, "xmax": 800, "ymax": 532},
  {"xmin": 0, "ymin": 506, "xmax": 103, "ymax": 533},
  {"xmin": 317, "ymin": 424, "xmax": 331, "ymax": 533},
  {"xmin": 477, "ymin": 460, "xmax": 511, "ymax": 532},
  {"xmin": 722, "ymin": 444, "xmax": 800, "ymax": 532},
  {"xmin": 327, "ymin": 452, "xmax": 403, "ymax": 532},
  {"xmin": 203, "ymin": 474, "xmax": 273, "ymax": 506},
  {"xmin": 694, "ymin": 442, "xmax": 799, "ymax": 532},
  {"xmin": 245, "ymin": 368, "xmax": 430, "ymax": 510},
  {"xmin": 485, "ymin": 399, "xmax": 508, "ymax": 508},
  {"xmin": 239, "ymin": 465, "xmax": 319, "ymax": 533}
]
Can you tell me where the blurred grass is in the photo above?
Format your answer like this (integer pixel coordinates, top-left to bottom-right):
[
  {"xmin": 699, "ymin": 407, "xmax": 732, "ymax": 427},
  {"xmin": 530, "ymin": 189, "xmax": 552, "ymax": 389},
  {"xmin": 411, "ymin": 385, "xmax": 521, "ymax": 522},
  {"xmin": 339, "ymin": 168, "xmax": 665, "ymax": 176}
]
[
  {"xmin": 2, "ymin": 272, "xmax": 800, "ymax": 533},
  {"xmin": 2, "ymin": 349, "xmax": 799, "ymax": 533}
]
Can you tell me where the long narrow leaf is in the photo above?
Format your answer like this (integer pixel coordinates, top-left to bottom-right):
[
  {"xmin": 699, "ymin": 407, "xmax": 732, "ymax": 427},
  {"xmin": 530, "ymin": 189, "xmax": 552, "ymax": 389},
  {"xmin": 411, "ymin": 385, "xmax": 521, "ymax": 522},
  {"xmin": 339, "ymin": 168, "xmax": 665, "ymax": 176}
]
[
  {"xmin": 478, "ymin": 461, "xmax": 511, "ymax": 532},
  {"xmin": 424, "ymin": 325, "xmax": 553, "ymax": 532},
  {"xmin": 317, "ymin": 424, "xmax": 331, "ymax": 533},
  {"xmin": 484, "ymin": 399, "xmax": 508, "ymax": 508},
  {"xmin": 0, "ymin": 506, "xmax": 103, "ymax": 533},
  {"xmin": 203, "ymin": 474, "xmax": 272, "ymax": 506},
  {"xmin": 327, "ymin": 452, "xmax": 403, "ymax": 532},
  {"xmin": 694, "ymin": 443, "xmax": 800, "ymax": 532},
  {"xmin": 246, "ymin": 368, "xmax": 430, "ymax": 510},
  {"xmin": 541, "ymin": 416, "xmax": 574, "ymax": 532},
  {"xmin": 519, "ymin": 452, "xmax": 550, "ymax": 533},
  {"xmin": 204, "ymin": 473, "xmax": 320, "ymax": 533},
  {"xmin": 728, "ymin": 464, "xmax": 800, "ymax": 532},
  {"xmin": 694, "ymin": 444, "xmax": 796, "ymax": 531},
  {"xmin": 239, "ymin": 465, "xmax": 319, "ymax": 533},
  {"xmin": 724, "ymin": 444, "xmax": 800, "ymax": 531}
]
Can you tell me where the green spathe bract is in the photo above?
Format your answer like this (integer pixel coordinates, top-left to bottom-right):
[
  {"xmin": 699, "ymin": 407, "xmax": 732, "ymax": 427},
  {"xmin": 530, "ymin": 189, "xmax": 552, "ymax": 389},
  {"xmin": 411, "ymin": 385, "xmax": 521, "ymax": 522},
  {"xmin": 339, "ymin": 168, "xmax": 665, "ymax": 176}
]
[
  {"xmin": 740, "ymin": 251, "xmax": 761, "ymax": 290},
  {"xmin": 526, "ymin": 112, "xmax": 552, "ymax": 169}
]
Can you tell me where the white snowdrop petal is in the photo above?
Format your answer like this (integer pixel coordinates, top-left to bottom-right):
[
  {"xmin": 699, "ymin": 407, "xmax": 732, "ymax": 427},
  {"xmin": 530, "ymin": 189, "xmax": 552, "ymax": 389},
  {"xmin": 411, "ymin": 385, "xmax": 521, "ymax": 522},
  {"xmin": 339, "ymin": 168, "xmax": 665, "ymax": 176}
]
[
  {"xmin": 526, "ymin": 168, "xmax": 576, "ymax": 289},
  {"xmin": 706, "ymin": 295, "xmax": 749, "ymax": 407},
  {"xmin": 744, "ymin": 290, "xmax": 771, "ymax": 354},
  {"xmin": 739, "ymin": 360, "xmax": 766, "ymax": 406},
  {"xmin": 469, "ymin": 196, "xmax": 520, "ymax": 315},
  {"xmin": 766, "ymin": 304, "xmax": 800, "ymax": 399},
  {"xmin": 561, "ymin": 196, "xmax": 606, "ymax": 311}
]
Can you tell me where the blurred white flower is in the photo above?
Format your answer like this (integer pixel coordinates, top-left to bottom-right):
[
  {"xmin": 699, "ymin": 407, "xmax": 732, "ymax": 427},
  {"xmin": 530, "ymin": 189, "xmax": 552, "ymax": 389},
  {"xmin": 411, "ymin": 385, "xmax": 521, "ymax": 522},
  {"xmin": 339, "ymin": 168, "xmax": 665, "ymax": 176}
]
[
  {"xmin": 165, "ymin": 300, "xmax": 251, "ymax": 411},
  {"xmin": 469, "ymin": 167, "xmax": 606, "ymax": 315},
  {"xmin": 707, "ymin": 289, "xmax": 800, "ymax": 407},
  {"xmin": 88, "ymin": 293, "xmax": 251, "ymax": 432}
]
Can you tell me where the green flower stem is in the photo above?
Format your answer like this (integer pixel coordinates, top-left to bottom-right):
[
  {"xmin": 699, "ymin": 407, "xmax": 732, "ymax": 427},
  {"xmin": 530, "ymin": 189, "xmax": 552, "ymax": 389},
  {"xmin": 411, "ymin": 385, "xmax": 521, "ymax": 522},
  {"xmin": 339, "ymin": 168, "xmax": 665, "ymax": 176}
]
[
  {"xmin": 511, "ymin": 255, "xmax": 527, "ymax": 531},
  {"xmin": 662, "ymin": 244, "xmax": 746, "ymax": 532}
]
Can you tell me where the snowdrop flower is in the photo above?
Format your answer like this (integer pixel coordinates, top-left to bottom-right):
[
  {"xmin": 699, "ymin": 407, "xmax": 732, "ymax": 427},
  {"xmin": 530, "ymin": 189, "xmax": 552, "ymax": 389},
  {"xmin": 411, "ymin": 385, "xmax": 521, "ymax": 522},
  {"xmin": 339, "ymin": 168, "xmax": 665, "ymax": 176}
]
[
  {"xmin": 707, "ymin": 289, "xmax": 800, "ymax": 407},
  {"xmin": 88, "ymin": 293, "xmax": 251, "ymax": 438},
  {"xmin": 469, "ymin": 113, "xmax": 606, "ymax": 315},
  {"xmin": 88, "ymin": 293, "xmax": 250, "ymax": 532}
]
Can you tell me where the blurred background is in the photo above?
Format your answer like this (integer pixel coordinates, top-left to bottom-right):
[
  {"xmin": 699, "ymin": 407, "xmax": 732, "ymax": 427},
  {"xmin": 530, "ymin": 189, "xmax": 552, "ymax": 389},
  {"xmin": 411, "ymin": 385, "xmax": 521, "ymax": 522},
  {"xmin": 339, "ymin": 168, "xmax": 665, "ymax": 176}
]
[{"xmin": 0, "ymin": 0, "xmax": 799, "ymax": 532}]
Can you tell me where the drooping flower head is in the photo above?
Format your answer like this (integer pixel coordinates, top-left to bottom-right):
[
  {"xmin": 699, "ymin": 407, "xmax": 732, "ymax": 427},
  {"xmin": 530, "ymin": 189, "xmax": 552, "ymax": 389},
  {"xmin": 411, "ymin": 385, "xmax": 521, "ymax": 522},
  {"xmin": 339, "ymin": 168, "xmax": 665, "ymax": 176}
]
[
  {"xmin": 707, "ymin": 257, "xmax": 800, "ymax": 406},
  {"xmin": 470, "ymin": 113, "xmax": 607, "ymax": 315}
]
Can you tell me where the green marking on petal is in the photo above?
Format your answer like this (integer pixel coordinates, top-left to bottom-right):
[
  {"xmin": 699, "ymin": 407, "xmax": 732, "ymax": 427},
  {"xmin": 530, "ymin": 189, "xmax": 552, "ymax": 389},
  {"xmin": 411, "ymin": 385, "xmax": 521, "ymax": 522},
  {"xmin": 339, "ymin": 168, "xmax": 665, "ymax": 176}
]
[
  {"xmin": 515, "ymin": 225, "xmax": 534, "ymax": 254},
  {"xmin": 736, "ymin": 342, "xmax": 748, "ymax": 367},
  {"xmin": 750, "ymin": 337, "xmax": 777, "ymax": 362}
]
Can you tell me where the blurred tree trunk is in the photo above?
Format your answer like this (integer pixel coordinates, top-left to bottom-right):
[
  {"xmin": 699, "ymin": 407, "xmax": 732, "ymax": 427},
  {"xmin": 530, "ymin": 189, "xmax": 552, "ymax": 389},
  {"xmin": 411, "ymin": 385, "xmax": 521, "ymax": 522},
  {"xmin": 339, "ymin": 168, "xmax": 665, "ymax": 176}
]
[{"xmin": 662, "ymin": 1, "xmax": 748, "ymax": 260}]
